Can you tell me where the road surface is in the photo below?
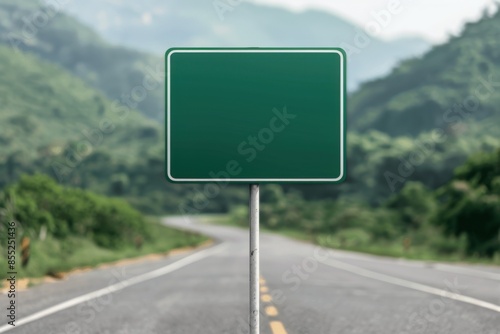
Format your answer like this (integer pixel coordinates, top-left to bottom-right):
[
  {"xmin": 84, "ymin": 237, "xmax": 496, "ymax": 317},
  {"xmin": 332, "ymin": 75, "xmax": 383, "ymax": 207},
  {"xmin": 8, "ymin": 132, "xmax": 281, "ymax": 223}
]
[{"xmin": 1, "ymin": 216, "xmax": 499, "ymax": 333}]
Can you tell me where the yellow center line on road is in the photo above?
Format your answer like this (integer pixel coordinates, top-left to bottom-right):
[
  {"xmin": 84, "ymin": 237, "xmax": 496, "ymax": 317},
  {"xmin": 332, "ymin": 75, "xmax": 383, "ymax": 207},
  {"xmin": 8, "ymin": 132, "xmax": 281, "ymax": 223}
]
[
  {"xmin": 270, "ymin": 321, "xmax": 288, "ymax": 334},
  {"xmin": 265, "ymin": 306, "xmax": 278, "ymax": 317},
  {"xmin": 261, "ymin": 294, "xmax": 272, "ymax": 302},
  {"xmin": 259, "ymin": 276, "xmax": 289, "ymax": 334}
]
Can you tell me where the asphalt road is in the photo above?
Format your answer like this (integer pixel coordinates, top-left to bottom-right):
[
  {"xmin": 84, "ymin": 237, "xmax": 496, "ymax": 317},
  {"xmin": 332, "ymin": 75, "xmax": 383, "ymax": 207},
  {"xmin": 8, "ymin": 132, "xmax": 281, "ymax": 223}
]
[{"xmin": 1, "ymin": 216, "xmax": 500, "ymax": 334}]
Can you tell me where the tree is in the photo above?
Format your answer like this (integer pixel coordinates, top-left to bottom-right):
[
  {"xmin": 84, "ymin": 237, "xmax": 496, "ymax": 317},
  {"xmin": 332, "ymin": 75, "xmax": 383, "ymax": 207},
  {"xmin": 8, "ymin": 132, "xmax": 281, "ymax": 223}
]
[
  {"xmin": 435, "ymin": 149, "xmax": 500, "ymax": 257},
  {"xmin": 385, "ymin": 182, "xmax": 436, "ymax": 232}
]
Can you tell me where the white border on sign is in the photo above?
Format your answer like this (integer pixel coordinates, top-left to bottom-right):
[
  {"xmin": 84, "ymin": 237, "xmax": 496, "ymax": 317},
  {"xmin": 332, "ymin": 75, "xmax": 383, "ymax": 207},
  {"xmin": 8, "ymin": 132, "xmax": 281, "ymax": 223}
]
[{"xmin": 167, "ymin": 49, "xmax": 344, "ymax": 182}]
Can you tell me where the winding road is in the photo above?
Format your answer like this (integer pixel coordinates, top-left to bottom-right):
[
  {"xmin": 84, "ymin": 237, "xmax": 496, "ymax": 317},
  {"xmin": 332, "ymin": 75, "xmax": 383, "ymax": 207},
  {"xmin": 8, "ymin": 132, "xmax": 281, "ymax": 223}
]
[{"xmin": 1, "ymin": 216, "xmax": 499, "ymax": 334}]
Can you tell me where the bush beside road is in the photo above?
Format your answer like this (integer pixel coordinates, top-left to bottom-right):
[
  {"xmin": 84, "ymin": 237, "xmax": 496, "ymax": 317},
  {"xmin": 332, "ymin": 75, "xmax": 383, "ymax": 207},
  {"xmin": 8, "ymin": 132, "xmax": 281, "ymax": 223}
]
[{"xmin": 0, "ymin": 175, "xmax": 208, "ymax": 280}]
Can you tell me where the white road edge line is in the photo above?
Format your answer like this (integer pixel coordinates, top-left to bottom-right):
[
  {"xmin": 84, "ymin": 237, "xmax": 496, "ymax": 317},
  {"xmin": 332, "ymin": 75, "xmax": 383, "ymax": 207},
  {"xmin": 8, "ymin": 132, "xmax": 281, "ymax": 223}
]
[
  {"xmin": 0, "ymin": 243, "xmax": 227, "ymax": 333},
  {"xmin": 433, "ymin": 264, "xmax": 500, "ymax": 282},
  {"xmin": 322, "ymin": 258, "xmax": 500, "ymax": 314},
  {"xmin": 330, "ymin": 250, "xmax": 500, "ymax": 280}
]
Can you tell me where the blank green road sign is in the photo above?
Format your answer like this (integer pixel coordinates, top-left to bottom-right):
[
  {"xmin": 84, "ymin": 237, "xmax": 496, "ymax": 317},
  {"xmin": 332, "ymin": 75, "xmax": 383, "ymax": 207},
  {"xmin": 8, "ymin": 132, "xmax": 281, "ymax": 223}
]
[{"xmin": 166, "ymin": 48, "xmax": 346, "ymax": 183}]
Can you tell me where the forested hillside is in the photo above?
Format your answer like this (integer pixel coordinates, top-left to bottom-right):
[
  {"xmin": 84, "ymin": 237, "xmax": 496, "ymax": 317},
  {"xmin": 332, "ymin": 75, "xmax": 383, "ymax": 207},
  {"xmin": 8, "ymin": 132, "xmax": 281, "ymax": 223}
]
[
  {"xmin": 0, "ymin": 43, "xmax": 245, "ymax": 213},
  {"xmin": 0, "ymin": 45, "xmax": 162, "ymax": 207},
  {"xmin": 0, "ymin": 0, "xmax": 163, "ymax": 120},
  {"xmin": 0, "ymin": 1, "xmax": 498, "ymax": 214},
  {"xmin": 330, "ymin": 9, "xmax": 500, "ymax": 199},
  {"xmin": 247, "ymin": 8, "xmax": 500, "ymax": 260},
  {"xmin": 350, "ymin": 9, "xmax": 500, "ymax": 137},
  {"xmin": 63, "ymin": 0, "xmax": 429, "ymax": 91}
]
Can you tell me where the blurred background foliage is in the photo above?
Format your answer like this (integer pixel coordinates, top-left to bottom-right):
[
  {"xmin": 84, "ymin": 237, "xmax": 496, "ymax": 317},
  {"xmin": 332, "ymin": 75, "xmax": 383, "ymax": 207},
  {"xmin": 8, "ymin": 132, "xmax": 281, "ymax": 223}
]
[
  {"xmin": 232, "ymin": 150, "xmax": 500, "ymax": 260},
  {"xmin": 0, "ymin": 174, "xmax": 207, "ymax": 278},
  {"xmin": 0, "ymin": 0, "xmax": 499, "ymax": 271}
]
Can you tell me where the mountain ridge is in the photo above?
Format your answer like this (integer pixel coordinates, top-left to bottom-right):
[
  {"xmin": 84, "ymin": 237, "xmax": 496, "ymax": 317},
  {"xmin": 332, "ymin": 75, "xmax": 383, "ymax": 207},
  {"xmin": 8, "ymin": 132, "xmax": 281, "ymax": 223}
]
[
  {"xmin": 349, "ymin": 7, "xmax": 500, "ymax": 137},
  {"xmin": 62, "ymin": 0, "xmax": 431, "ymax": 91},
  {"xmin": 0, "ymin": 0, "xmax": 164, "ymax": 120}
]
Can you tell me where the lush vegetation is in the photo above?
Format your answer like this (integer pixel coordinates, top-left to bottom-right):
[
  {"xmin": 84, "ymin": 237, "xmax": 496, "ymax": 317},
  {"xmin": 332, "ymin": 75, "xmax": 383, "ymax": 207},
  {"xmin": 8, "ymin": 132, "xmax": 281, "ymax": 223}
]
[
  {"xmin": 435, "ymin": 149, "xmax": 500, "ymax": 257},
  {"xmin": 230, "ymin": 152, "xmax": 500, "ymax": 262},
  {"xmin": 0, "ymin": 44, "xmax": 171, "ymax": 212},
  {"xmin": 229, "ymin": 183, "xmax": 471, "ymax": 262},
  {"xmin": 0, "ymin": 43, "xmax": 247, "ymax": 214},
  {"xmin": 302, "ymin": 9, "xmax": 500, "ymax": 200},
  {"xmin": 0, "ymin": 175, "xmax": 207, "ymax": 279},
  {"xmin": 0, "ymin": 0, "xmax": 163, "ymax": 120},
  {"xmin": 349, "ymin": 8, "xmax": 500, "ymax": 137},
  {"xmin": 0, "ymin": 0, "xmax": 498, "ymax": 268},
  {"xmin": 0, "ymin": 2, "xmax": 498, "ymax": 212}
]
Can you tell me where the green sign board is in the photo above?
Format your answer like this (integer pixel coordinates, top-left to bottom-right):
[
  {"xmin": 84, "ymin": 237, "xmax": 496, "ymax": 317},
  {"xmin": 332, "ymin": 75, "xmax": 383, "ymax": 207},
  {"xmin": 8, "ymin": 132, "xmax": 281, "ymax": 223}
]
[{"xmin": 166, "ymin": 48, "xmax": 346, "ymax": 183}]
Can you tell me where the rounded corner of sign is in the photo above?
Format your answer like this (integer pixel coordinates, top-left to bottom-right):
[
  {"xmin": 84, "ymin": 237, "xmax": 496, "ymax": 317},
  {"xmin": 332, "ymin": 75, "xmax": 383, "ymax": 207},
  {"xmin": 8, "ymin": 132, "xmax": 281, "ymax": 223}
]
[
  {"xmin": 165, "ymin": 48, "xmax": 180, "ymax": 60},
  {"xmin": 330, "ymin": 49, "xmax": 345, "ymax": 63},
  {"xmin": 332, "ymin": 170, "xmax": 346, "ymax": 183},
  {"xmin": 334, "ymin": 48, "xmax": 346, "ymax": 57},
  {"xmin": 165, "ymin": 169, "xmax": 179, "ymax": 183}
]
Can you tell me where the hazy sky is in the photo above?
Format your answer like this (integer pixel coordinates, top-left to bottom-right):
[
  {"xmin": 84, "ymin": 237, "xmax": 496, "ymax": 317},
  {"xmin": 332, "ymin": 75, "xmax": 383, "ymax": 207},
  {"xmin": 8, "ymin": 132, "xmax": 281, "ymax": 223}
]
[{"xmin": 250, "ymin": 0, "xmax": 498, "ymax": 43}]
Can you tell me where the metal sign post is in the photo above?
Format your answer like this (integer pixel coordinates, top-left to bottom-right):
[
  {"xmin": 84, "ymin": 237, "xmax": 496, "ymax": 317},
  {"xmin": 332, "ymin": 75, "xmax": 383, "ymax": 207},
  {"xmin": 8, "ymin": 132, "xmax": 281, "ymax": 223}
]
[
  {"xmin": 166, "ymin": 48, "xmax": 346, "ymax": 334},
  {"xmin": 249, "ymin": 184, "xmax": 260, "ymax": 334}
]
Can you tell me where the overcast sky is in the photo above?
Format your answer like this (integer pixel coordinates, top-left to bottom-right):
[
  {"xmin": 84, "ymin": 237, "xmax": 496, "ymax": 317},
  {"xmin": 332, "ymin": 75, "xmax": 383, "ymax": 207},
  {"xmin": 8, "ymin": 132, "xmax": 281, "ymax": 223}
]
[{"xmin": 250, "ymin": 0, "xmax": 499, "ymax": 43}]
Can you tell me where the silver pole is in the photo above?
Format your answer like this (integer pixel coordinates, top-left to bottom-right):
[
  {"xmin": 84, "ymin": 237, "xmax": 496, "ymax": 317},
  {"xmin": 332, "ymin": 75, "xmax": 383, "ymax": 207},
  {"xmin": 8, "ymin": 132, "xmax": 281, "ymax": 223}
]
[{"xmin": 249, "ymin": 184, "xmax": 260, "ymax": 334}]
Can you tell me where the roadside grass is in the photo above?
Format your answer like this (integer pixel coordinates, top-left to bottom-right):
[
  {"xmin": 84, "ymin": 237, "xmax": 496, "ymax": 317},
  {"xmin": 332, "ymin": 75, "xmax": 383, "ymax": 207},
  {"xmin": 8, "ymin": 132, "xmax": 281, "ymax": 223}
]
[
  {"xmin": 200, "ymin": 214, "xmax": 236, "ymax": 226},
  {"xmin": 204, "ymin": 214, "xmax": 500, "ymax": 266},
  {"xmin": 0, "ymin": 219, "xmax": 208, "ymax": 280},
  {"xmin": 314, "ymin": 237, "xmax": 500, "ymax": 265}
]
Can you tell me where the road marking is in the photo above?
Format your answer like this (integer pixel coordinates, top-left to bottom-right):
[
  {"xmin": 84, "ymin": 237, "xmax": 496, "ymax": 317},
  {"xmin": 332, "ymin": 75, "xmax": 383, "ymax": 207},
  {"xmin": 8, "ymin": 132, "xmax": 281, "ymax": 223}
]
[
  {"xmin": 0, "ymin": 243, "xmax": 227, "ymax": 333},
  {"xmin": 260, "ymin": 276, "xmax": 289, "ymax": 334},
  {"xmin": 331, "ymin": 252, "xmax": 431, "ymax": 269},
  {"xmin": 261, "ymin": 294, "xmax": 272, "ymax": 302},
  {"xmin": 331, "ymin": 249, "xmax": 500, "ymax": 280},
  {"xmin": 433, "ymin": 264, "xmax": 500, "ymax": 281},
  {"xmin": 270, "ymin": 321, "xmax": 288, "ymax": 334},
  {"xmin": 322, "ymin": 258, "xmax": 500, "ymax": 314},
  {"xmin": 265, "ymin": 306, "xmax": 278, "ymax": 317}
]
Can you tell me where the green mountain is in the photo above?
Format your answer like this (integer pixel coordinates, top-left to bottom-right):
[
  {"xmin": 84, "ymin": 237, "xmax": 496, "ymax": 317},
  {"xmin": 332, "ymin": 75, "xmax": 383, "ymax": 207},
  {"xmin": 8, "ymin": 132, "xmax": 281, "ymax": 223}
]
[
  {"xmin": 0, "ymin": 44, "xmax": 246, "ymax": 213},
  {"xmin": 1, "ymin": 1, "xmax": 498, "ymax": 212},
  {"xmin": 0, "ymin": 0, "xmax": 163, "ymax": 120},
  {"xmin": 0, "ymin": 44, "xmax": 159, "ymax": 174},
  {"xmin": 339, "ymin": 9, "xmax": 500, "ymax": 199},
  {"xmin": 0, "ymin": 45, "xmax": 168, "ymax": 209},
  {"xmin": 63, "ymin": 0, "xmax": 430, "ymax": 91},
  {"xmin": 350, "ymin": 8, "xmax": 500, "ymax": 137}
]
